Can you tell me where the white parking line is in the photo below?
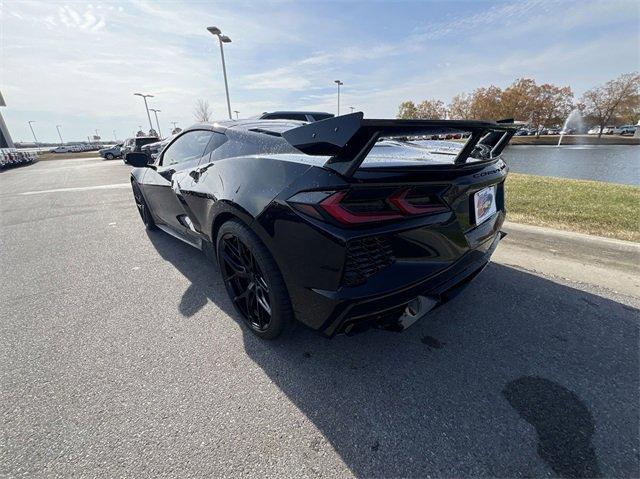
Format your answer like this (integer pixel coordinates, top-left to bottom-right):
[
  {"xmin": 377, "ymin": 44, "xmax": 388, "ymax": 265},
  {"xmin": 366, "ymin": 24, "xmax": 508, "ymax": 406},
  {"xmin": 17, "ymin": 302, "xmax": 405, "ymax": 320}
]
[{"xmin": 21, "ymin": 183, "xmax": 131, "ymax": 195}]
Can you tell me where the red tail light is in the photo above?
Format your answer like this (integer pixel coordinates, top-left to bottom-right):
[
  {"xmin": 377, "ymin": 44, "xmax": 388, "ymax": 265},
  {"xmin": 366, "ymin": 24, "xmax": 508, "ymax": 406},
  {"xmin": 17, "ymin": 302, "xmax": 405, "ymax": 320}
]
[
  {"xmin": 289, "ymin": 187, "xmax": 448, "ymax": 226},
  {"xmin": 388, "ymin": 189, "xmax": 449, "ymax": 215},
  {"xmin": 320, "ymin": 191, "xmax": 403, "ymax": 224}
]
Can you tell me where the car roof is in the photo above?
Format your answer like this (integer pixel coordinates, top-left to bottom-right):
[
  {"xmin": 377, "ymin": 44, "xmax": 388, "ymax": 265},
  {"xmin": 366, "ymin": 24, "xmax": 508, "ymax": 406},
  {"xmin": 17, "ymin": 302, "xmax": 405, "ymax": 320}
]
[
  {"xmin": 142, "ymin": 138, "xmax": 170, "ymax": 147},
  {"xmin": 262, "ymin": 110, "xmax": 333, "ymax": 116},
  {"xmin": 186, "ymin": 119, "xmax": 306, "ymax": 135}
]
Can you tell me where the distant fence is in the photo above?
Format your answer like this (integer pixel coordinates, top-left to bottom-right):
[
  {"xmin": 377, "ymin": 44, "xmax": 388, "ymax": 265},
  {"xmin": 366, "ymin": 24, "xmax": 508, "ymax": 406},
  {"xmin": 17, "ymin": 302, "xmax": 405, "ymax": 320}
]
[{"xmin": 0, "ymin": 149, "xmax": 37, "ymax": 169}]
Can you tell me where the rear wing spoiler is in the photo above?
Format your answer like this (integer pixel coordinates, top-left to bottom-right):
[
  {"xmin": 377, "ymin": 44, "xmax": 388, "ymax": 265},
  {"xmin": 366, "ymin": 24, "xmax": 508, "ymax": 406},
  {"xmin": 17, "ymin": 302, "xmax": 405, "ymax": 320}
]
[{"xmin": 282, "ymin": 112, "xmax": 518, "ymax": 177}]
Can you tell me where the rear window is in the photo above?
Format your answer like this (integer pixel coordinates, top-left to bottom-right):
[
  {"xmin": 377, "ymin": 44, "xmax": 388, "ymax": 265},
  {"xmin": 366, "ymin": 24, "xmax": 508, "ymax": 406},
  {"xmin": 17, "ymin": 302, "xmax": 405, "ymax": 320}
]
[{"xmin": 311, "ymin": 113, "xmax": 333, "ymax": 121}]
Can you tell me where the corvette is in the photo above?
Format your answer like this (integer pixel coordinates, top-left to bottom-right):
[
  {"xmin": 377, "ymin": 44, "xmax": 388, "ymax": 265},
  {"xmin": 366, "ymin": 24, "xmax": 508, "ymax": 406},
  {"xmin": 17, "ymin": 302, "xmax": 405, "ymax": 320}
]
[{"xmin": 128, "ymin": 112, "xmax": 517, "ymax": 339}]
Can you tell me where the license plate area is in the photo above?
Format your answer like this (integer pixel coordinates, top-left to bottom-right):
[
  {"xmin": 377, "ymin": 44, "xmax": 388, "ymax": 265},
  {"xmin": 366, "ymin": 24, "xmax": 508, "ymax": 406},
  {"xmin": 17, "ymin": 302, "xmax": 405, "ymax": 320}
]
[{"xmin": 473, "ymin": 185, "xmax": 497, "ymax": 225}]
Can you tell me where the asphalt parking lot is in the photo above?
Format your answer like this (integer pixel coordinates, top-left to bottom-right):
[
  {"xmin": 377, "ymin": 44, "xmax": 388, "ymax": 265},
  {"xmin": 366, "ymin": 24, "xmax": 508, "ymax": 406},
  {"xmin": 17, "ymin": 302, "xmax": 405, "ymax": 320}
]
[{"xmin": 1, "ymin": 157, "xmax": 639, "ymax": 478}]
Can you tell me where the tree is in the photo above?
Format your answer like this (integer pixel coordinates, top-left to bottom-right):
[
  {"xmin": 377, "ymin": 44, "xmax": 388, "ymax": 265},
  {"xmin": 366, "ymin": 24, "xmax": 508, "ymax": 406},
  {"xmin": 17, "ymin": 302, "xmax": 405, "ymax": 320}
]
[
  {"xmin": 397, "ymin": 99, "xmax": 446, "ymax": 119},
  {"xmin": 194, "ymin": 99, "xmax": 212, "ymax": 122},
  {"xmin": 416, "ymin": 99, "xmax": 446, "ymax": 119},
  {"xmin": 448, "ymin": 93, "xmax": 472, "ymax": 119},
  {"xmin": 397, "ymin": 101, "xmax": 419, "ymax": 119},
  {"xmin": 468, "ymin": 85, "xmax": 503, "ymax": 120},
  {"xmin": 500, "ymin": 78, "xmax": 539, "ymax": 123},
  {"xmin": 581, "ymin": 72, "xmax": 640, "ymax": 137},
  {"xmin": 534, "ymin": 83, "xmax": 574, "ymax": 133}
]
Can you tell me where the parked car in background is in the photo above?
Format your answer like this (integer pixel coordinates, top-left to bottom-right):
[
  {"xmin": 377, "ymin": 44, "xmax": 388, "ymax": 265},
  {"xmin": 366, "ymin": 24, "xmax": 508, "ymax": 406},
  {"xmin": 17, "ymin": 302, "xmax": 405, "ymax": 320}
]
[
  {"xmin": 587, "ymin": 126, "xmax": 615, "ymax": 135},
  {"xmin": 66, "ymin": 143, "xmax": 100, "ymax": 152},
  {"xmin": 99, "ymin": 144, "xmax": 123, "ymax": 160},
  {"xmin": 50, "ymin": 146, "xmax": 74, "ymax": 153},
  {"xmin": 122, "ymin": 136, "xmax": 159, "ymax": 163},
  {"xmin": 613, "ymin": 124, "xmax": 636, "ymax": 135},
  {"xmin": 0, "ymin": 149, "xmax": 37, "ymax": 168},
  {"xmin": 259, "ymin": 111, "xmax": 335, "ymax": 122},
  {"xmin": 141, "ymin": 138, "xmax": 170, "ymax": 161},
  {"xmin": 588, "ymin": 126, "xmax": 616, "ymax": 135},
  {"xmin": 127, "ymin": 113, "xmax": 517, "ymax": 339}
]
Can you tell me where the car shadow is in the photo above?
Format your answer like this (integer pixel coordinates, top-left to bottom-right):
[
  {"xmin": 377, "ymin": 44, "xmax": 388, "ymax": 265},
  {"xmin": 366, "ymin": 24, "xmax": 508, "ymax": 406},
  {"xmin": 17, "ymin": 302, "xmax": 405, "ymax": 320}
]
[{"xmin": 147, "ymin": 230, "xmax": 639, "ymax": 478}]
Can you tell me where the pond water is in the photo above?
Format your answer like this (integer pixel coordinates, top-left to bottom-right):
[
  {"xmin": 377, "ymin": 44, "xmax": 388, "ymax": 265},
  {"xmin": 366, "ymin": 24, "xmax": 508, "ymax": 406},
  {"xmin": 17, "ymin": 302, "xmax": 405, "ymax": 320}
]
[{"xmin": 503, "ymin": 145, "xmax": 639, "ymax": 186}]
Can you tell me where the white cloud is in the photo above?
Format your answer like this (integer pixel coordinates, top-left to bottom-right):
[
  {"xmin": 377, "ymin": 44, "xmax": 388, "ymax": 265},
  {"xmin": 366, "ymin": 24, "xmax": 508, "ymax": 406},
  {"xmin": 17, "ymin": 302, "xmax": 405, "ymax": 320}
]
[{"xmin": 57, "ymin": 5, "xmax": 106, "ymax": 32}]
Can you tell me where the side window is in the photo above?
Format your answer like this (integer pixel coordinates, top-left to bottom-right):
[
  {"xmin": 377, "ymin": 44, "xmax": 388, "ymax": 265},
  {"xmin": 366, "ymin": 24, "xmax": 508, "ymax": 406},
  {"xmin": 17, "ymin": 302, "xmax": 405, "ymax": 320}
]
[
  {"xmin": 161, "ymin": 130, "xmax": 214, "ymax": 167},
  {"xmin": 203, "ymin": 132, "xmax": 227, "ymax": 157}
]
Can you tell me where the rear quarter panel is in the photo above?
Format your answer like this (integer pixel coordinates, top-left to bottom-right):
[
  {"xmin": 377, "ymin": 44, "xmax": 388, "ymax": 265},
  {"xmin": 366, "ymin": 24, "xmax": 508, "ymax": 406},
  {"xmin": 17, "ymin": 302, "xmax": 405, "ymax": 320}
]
[{"xmin": 173, "ymin": 155, "xmax": 312, "ymax": 244}]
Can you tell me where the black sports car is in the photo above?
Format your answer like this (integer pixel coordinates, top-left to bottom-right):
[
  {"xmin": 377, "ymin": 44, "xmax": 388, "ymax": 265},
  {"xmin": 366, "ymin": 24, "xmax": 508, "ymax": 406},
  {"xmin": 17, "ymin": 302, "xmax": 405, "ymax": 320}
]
[{"xmin": 128, "ymin": 112, "xmax": 516, "ymax": 339}]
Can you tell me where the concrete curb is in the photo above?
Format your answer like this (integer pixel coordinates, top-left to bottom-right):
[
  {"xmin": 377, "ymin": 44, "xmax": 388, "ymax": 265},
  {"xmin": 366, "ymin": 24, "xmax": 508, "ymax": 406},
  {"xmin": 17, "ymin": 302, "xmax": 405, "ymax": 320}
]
[{"xmin": 504, "ymin": 221, "xmax": 640, "ymax": 250}]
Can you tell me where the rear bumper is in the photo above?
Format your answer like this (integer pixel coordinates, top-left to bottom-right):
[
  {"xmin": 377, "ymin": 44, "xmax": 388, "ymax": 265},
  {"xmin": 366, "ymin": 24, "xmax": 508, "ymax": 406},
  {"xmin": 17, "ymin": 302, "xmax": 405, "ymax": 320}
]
[{"xmin": 314, "ymin": 230, "xmax": 504, "ymax": 337}]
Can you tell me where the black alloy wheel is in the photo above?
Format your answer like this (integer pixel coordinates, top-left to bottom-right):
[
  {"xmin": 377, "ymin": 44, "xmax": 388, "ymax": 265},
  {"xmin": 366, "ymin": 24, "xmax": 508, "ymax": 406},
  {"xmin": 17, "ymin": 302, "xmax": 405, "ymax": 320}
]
[
  {"xmin": 220, "ymin": 233, "xmax": 272, "ymax": 331},
  {"xmin": 132, "ymin": 183, "xmax": 157, "ymax": 230},
  {"xmin": 216, "ymin": 220, "xmax": 292, "ymax": 339}
]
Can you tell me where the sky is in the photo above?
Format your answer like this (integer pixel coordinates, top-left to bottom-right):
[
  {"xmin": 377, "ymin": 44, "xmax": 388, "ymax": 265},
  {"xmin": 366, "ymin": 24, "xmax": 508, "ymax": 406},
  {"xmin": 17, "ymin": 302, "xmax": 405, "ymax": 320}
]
[{"xmin": 1, "ymin": 0, "xmax": 638, "ymax": 143}]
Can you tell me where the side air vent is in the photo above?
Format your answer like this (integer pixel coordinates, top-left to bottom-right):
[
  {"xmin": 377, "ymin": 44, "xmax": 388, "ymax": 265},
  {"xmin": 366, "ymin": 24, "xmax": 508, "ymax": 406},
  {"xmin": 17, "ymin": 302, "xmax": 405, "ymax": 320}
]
[{"xmin": 343, "ymin": 236, "xmax": 395, "ymax": 287}]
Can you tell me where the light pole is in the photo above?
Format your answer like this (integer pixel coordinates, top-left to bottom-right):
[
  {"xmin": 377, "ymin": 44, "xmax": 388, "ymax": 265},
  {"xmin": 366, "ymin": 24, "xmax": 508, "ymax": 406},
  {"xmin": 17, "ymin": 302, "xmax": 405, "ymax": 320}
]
[
  {"xmin": 113, "ymin": 130, "xmax": 117, "ymax": 141},
  {"xmin": 233, "ymin": 110, "xmax": 239, "ymax": 120},
  {"xmin": 27, "ymin": 121, "xmax": 38, "ymax": 146},
  {"xmin": 149, "ymin": 108, "xmax": 162, "ymax": 138},
  {"xmin": 134, "ymin": 93, "xmax": 155, "ymax": 132},
  {"xmin": 207, "ymin": 26, "xmax": 233, "ymax": 120},
  {"xmin": 334, "ymin": 80, "xmax": 343, "ymax": 116},
  {"xmin": 56, "ymin": 124, "xmax": 64, "ymax": 144},
  {"xmin": 349, "ymin": 106, "xmax": 354, "ymax": 114}
]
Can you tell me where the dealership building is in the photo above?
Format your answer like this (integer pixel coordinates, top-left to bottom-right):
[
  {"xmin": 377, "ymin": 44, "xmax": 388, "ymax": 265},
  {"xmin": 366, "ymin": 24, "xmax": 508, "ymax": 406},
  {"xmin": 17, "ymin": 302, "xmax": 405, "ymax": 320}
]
[{"xmin": 0, "ymin": 91, "xmax": 15, "ymax": 149}]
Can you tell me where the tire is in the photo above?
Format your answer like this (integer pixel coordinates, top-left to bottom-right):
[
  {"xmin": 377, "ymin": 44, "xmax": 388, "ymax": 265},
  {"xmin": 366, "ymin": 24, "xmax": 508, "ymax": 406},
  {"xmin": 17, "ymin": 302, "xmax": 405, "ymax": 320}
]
[
  {"xmin": 131, "ymin": 182, "xmax": 157, "ymax": 230},
  {"xmin": 105, "ymin": 153, "xmax": 115, "ymax": 160},
  {"xmin": 216, "ymin": 219, "xmax": 293, "ymax": 339}
]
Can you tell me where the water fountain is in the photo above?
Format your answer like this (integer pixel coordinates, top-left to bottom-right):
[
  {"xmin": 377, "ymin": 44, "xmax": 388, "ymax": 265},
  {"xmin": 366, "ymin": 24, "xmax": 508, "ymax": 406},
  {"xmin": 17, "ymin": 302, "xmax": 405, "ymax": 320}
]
[{"xmin": 557, "ymin": 109, "xmax": 584, "ymax": 147}]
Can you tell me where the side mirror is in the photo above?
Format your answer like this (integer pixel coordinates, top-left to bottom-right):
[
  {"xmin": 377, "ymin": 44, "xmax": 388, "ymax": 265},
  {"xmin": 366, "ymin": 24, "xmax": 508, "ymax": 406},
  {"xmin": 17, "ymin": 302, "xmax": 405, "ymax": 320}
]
[{"xmin": 125, "ymin": 152, "xmax": 150, "ymax": 167}]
